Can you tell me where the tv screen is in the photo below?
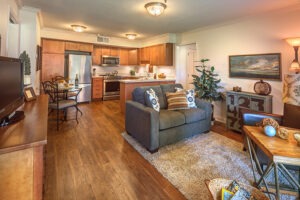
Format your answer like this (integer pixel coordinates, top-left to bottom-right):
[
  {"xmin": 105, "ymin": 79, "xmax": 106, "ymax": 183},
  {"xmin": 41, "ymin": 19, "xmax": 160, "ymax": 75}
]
[{"xmin": 0, "ymin": 56, "xmax": 24, "ymax": 122}]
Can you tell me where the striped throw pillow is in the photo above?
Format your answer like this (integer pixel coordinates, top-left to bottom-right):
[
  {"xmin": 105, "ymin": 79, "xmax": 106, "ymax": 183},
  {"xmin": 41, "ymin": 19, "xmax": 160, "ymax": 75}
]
[
  {"xmin": 166, "ymin": 91, "xmax": 189, "ymax": 110},
  {"xmin": 175, "ymin": 87, "xmax": 197, "ymax": 108}
]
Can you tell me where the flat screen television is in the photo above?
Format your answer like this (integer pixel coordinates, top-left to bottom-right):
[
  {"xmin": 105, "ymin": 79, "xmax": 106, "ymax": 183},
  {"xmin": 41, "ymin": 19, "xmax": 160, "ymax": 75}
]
[{"xmin": 0, "ymin": 56, "xmax": 24, "ymax": 126}]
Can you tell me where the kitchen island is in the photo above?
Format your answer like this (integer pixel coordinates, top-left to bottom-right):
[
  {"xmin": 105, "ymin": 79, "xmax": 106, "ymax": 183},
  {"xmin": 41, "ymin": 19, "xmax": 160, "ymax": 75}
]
[{"xmin": 120, "ymin": 78, "xmax": 176, "ymax": 113}]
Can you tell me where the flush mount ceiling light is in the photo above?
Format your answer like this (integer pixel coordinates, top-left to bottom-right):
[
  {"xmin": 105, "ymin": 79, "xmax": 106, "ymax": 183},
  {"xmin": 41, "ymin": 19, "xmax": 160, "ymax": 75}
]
[
  {"xmin": 71, "ymin": 25, "xmax": 87, "ymax": 32},
  {"xmin": 126, "ymin": 34, "xmax": 137, "ymax": 40},
  {"xmin": 145, "ymin": 0, "xmax": 167, "ymax": 16}
]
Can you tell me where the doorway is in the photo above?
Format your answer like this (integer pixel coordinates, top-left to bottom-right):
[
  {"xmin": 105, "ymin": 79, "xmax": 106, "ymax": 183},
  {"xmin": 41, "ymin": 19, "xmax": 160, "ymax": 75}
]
[{"xmin": 186, "ymin": 45, "xmax": 196, "ymax": 89}]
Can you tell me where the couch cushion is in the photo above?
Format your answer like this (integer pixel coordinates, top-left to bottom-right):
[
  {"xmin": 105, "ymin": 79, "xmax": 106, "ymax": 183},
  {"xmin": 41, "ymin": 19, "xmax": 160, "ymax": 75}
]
[
  {"xmin": 175, "ymin": 88, "xmax": 197, "ymax": 108},
  {"xmin": 166, "ymin": 91, "xmax": 189, "ymax": 110},
  {"xmin": 145, "ymin": 88, "xmax": 160, "ymax": 112},
  {"xmin": 178, "ymin": 108, "xmax": 206, "ymax": 124},
  {"xmin": 132, "ymin": 85, "xmax": 166, "ymax": 108},
  {"xmin": 160, "ymin": 84, "xmax": 183, "ymax": 107},
  {"xmin": 159, "ymin": 109, "xmax": 185, "ymax": 130}
]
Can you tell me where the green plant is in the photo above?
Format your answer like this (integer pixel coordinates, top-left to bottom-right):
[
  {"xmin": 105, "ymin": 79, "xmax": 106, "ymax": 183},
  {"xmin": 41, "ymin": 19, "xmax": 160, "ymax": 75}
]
[
  {"xmin": 19, "ymin": 51, "xmax": 31, "ymax": 75},
  {"xmin": 192, "ymin": 59, "xmax": 224, "ymax": 103}
]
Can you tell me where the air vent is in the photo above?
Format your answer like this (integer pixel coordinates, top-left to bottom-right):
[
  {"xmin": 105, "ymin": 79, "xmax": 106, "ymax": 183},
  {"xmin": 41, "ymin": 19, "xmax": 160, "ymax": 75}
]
[{"xmin": 97, "ymin": 35, "xmax": 110, "ymax": 43}]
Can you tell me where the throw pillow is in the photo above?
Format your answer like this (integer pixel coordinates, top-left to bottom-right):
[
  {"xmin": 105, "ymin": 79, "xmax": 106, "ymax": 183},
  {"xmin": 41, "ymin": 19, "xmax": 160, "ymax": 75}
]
[
  {"xmin": 166, "ymin": 91, "xmax": 189, "ymax": 110},
  {"xmin": 145, "ymin": 88, "xmax": 160, "ymax": 112},
  {"xmin": 175, "ymin": 87, "xmax": 197, "ymax": 108}
]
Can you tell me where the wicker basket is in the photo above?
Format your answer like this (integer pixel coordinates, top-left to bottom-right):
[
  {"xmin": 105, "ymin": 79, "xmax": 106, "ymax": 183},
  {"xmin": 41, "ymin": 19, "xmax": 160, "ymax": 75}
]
[{"xmin": 205, "ymin": 178, "xmax": 269, "ymax": 200}]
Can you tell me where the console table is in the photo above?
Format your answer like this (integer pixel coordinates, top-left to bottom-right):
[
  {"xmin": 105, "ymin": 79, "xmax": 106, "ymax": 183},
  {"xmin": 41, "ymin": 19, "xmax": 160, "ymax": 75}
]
[
  {"xmin": 0, "ymin": 95, "xmax": 48, "ymax": 200},
  {"xmin": 226, "ymin": 91, "xmax": 272, "ymax": 132},
  {"xmin": 243, "ymin": 125, "xmax": 300, "ymax": 199}
]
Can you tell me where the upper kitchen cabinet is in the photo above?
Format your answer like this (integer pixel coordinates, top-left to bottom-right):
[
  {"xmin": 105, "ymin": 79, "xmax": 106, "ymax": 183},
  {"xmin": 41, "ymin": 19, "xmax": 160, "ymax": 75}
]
[
  {"xmin": 110, "ymin": 47, "xmax": 119, "ymax": 57},
  {"xmin": 41, "ymin": 38, "xmax": 65, "ymax": 82},
  {"xmin": 139, "ymin": 43, "xmax": 173, "ymax": 66},
  {"xmin": 41, "ymin": 53, "xmax": 65, "ymax": 82},
  {"xmin": 140, "ymin": 47, "xmax": 150, "ymax": 64},
  {"xmin": 119, "ymin": 49, "xmax": 129, "ymax": 65},
  {"xmin": 101, "ymin": 47, "xmax": 110, "ymax": 56},
  {"xmin": 101, "ymin": 46, "xmax": 119, "ymax": 56},
  {"xmin": 158, "ymin": 43, "xmax": 173, "ymax": 66},
  {"xmin": 65, "ymin": 42, "xmax": 93, "ymax": 52},
  {"xmin": 128, "ymin": 49, "xmax": 139, "ymax": 65},
  {"xmin": 42, "ymin": 39, "xmax": 65, "ymax": 54},
  {"xmin": 92, "ymin": 46, "xmax": 102, "ymax": 65}
]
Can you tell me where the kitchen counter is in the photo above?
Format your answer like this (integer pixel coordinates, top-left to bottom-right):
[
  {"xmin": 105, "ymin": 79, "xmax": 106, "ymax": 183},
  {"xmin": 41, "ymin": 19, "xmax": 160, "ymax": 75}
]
[
  {"xmin": 119, "ymin": 78, "xmax": 175, "ymax": 83},
  {"xmin": 120, "ymin": 78, "xmax": 176, "ymax": 113}
]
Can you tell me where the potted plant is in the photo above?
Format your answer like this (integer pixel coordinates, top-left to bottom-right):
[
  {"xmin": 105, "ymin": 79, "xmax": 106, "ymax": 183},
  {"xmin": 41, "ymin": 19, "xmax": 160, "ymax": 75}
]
[
  {"xmin": 192, "ymin": 59, "xmax": 224, "ymax": 121},
  {"xmin": 19, "ymin": 51, "xmax": 31, "ymax": 85}
]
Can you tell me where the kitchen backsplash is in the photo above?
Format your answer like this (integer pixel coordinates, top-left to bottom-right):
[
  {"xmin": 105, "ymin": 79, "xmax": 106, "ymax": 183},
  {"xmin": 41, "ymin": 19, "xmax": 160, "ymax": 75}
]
[{"xmin": 92, "ymin": 65, "xmax": 175, "ymax": 77}]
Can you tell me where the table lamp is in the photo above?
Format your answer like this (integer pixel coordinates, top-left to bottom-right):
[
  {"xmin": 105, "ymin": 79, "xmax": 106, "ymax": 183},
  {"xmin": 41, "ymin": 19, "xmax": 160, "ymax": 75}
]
[{"xmin": 285, "ymin": 37, "xmax": 300, "ymax": 73}]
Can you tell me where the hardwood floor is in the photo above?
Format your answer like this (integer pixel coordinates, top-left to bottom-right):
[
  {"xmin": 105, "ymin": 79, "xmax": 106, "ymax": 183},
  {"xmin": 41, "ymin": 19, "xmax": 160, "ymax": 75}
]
[{"xmin": 44, "ymin": 100, "xmax": 242, "ymax": 200}]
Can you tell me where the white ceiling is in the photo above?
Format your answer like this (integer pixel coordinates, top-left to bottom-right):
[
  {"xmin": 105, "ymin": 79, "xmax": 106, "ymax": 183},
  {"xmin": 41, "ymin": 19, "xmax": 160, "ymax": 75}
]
[{"xmin": 22, "ymin": 0, "xmax": 300, "ymax": 40}]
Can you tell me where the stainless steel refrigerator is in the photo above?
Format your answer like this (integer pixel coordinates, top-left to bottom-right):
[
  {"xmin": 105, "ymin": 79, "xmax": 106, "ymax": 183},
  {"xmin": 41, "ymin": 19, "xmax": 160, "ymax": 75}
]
[{"xmin": 66, "ymin": 54, "xmax": 92, "ymax": 103}]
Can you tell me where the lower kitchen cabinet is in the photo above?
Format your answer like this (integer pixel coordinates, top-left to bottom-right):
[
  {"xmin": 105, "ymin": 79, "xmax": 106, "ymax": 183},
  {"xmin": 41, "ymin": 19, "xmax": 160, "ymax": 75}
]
[
  {"xmin": 226, "ymin": 91, "xmax": 273, "ymax": 132},
  {"xmin": 92, "ymin": 77, "xmax": 103, "ymax": 100}
]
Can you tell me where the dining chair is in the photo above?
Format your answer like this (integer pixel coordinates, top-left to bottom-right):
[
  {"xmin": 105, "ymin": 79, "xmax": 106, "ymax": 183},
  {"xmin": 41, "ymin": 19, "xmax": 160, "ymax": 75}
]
[{"xmin": 42, "ymin": 81, "xmax": 82, "ymax": 130}]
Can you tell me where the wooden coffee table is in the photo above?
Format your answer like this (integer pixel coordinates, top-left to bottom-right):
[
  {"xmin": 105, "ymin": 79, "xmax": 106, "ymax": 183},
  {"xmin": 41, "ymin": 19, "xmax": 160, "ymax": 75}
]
[{"xmin": 243, "ymin": 125, "xmax": 300, "ymax": 199}]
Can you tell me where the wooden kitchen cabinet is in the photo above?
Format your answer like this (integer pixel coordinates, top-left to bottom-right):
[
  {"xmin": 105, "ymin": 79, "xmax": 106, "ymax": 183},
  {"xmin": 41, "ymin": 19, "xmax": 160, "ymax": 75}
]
[
  {"xmin": 42, "ymin": 39, "xmax": 65, "ymax": 54},
  {"xmin": 139, "ymin": 43, "xmax": 173, "ymax": 66},
  {"xmin": 92, "ymin": 77, "xmax": 103, "ymax": 100},
  {"xmin": 92, "ymin": 46, "xmax": 102, "ymax": 65},
  {"xmin": 128, "ymin": 49, "xmax": 138, "ymax": 65},
  {"xmin": 119, "ymin": 49, "xmax": 129, "ymax": 65},
  {"xmin": 150, "ymin": 45, "xmax": 159, "ymax": 65},
  {"xmin": 41, "ymin": 53, "xmax": 65, "ymax": 82},
  {"xmin": 140, "ymin": 47, "xmax": 150, "ymax": 64},
  {"xmin": 65, "ymin": 41, "xmax": 93, "ymax": 52},
  {"xmin": 159, "ymin": 43, "xmax": 173, "ymax": 66},
  {"xmin": 110, "ymin": 47, "xmax": 119, "ymax": 56},
  {"xmin": 101, "ymin": 47, "xmax": 111, "ymax": 56}
]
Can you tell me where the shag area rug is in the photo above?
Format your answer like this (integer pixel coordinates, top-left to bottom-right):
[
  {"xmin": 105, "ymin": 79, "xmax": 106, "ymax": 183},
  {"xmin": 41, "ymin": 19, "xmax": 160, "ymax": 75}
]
[{"xmin": 122, "ymin": 132, "xmax": 297, "ymax": 200}]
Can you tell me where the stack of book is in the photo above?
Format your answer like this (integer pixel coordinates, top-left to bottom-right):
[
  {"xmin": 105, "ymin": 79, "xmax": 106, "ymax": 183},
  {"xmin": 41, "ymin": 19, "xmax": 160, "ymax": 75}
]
[{"xmin": 221, "ymin": 180, "xmax": 256, "ymax": 200}]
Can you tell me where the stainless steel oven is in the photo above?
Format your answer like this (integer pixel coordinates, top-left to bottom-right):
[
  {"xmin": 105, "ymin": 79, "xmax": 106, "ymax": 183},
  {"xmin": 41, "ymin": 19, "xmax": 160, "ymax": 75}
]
[{"xmin": 103, "ymin": 79, "xmax": 120, "ymax": 100}]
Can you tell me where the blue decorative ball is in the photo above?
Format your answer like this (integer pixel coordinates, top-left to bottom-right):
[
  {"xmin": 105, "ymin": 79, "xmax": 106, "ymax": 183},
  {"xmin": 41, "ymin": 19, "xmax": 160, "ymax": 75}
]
[{"xmin": 264, "ymin": 125, "xmax": 276, "ymax": 137}]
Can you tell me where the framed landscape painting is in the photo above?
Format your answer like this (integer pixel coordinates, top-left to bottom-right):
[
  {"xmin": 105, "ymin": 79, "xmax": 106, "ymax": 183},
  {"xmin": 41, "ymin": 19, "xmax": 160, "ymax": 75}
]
[{"xmin": 229, "ymin": 53, "xmax": 281, "ymax": 80}]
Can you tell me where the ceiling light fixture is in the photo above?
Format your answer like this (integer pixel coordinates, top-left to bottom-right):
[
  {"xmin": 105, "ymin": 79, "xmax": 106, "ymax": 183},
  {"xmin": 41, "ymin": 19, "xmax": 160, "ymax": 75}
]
[
  {"xmin": 145, "ymin": 0, "xmax": 167, "ymax": 16},
  {"xmin": 285, "ymin": 37, "xmax": 300, "ymax": 73},
  {"xmin": 126, "ymin": 34, "xmax": 137, "ymax": 40},
  {"xmin": 71, "ymin": 25, "xmax": 87, "ymax": 32}
]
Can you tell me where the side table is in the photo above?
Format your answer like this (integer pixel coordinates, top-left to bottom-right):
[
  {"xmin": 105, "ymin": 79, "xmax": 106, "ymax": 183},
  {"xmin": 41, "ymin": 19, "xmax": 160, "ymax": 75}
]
[{"xmin": 243, "ymin": 125, "xmax": 300, "ymax": 199}]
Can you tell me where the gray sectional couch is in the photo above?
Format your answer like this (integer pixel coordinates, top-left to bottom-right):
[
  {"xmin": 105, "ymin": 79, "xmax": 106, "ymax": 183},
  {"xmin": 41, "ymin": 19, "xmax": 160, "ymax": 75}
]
[{"xmin": 125, "ymin": 83, "xmax": 212, "ymax": 153}]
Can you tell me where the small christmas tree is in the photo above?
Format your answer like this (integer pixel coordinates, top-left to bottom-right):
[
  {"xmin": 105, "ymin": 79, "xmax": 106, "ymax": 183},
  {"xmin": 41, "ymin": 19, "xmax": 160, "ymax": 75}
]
[{"xmin": 192, "ymin": 59, "xmax": 223, "ymax": 103}]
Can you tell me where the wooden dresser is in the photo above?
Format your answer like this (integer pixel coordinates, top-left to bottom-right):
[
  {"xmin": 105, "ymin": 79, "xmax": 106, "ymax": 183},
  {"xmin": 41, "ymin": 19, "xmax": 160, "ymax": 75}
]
[
  {"xmin": 0, "ymin": 95, "xmax": 48, "ymax": 200},
  {"xmin": 226, "ymin": 91, "xmax": 272, "ymax": 132}
]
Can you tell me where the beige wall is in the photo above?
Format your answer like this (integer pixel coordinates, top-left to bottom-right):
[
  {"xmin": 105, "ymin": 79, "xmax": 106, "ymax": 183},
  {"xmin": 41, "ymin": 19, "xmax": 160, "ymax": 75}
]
[
  {"xmin": 0, "ymin": 0, "xmax": 19, "ymax": 56},
  {"xmin": 177, "ymin": 5, "xmax": 300, "ymax": 122}
]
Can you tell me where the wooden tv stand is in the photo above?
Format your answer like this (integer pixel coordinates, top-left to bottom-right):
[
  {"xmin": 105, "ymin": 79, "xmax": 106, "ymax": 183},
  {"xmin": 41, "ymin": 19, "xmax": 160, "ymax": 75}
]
[{"xmin": 0, "ymin": 95, "xmax": 48, "ymax": 200}]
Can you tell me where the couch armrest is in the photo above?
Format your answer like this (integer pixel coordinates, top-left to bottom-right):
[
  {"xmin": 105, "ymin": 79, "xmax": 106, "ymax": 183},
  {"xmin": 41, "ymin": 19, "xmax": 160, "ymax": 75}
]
[
  {"xmin": 195, "ymin": 98, "xmax": 212, "ymax": 119},
  {"xmin": 125, "ymin": 101, "xmax": 160, "ymax": 152},
  {"xmin": 241, "ymin": 109, "xmax": 283, "ymax": 126}
]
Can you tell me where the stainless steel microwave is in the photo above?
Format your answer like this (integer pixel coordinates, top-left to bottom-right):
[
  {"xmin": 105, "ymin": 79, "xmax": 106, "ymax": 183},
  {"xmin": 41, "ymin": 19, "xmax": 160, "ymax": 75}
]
[{"xmin": 101, "ymin": 55, "xmax": 120, "ymax": 66}]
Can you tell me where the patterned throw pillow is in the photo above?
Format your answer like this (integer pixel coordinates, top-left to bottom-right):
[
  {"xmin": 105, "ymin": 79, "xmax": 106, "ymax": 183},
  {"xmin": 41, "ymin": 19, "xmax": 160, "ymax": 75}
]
[
  {"xmin": 145, "ymin": 88, "xmax": 160, "ymax": 112},
  {"xmin": 175, "ymin": 87, "xmax": 197, "ymax": 108},
  {"xmin": 166, "ymin": 91, "xmax": 189, "ymax": 110}
]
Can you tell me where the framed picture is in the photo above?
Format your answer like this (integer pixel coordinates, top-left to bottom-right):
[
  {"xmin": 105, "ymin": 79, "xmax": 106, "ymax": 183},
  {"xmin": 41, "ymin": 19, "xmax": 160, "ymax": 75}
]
[
  {"xmin": 229, "ymin": 53, "xmax": 281, "ymax": 80},
  {"xmin": 36, "ymin": 45, "xmax": 42, "ymax": 71},
  {"xmin": 24, "ymin": 87, "xmax": 36, "ymax": 101}
]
